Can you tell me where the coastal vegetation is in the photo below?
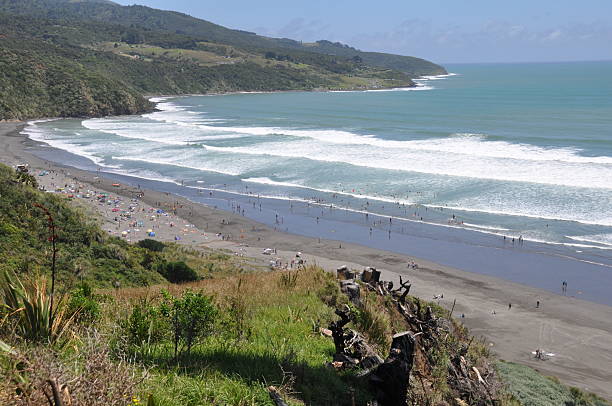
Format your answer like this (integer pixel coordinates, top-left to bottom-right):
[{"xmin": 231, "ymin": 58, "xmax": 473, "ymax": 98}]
[
  {"xmin": 1, "ymin": 163, "xmax": 609, "ymax": 405},
  {"xmin": 0, "ymin": 0, "xmax": 446, "ymax": 120}
]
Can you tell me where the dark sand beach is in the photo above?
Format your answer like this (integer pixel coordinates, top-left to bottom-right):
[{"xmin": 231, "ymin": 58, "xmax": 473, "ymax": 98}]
[{"xmin": 2, "ymin": 121, "xmax": 612, "ymax": 399}]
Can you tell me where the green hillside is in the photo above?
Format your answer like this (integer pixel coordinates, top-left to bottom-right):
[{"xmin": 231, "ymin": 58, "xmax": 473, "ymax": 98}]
[
  {"xmin": 0, "ymin": 0, "xmax": 446, "ymax": 77},
  {"xmin": 0, "ymin": 12, "xmax": 422, "ymax": 120},
  {"xmin": 0, "ymin": 0, "xmax": 445, "ymax": 120}
]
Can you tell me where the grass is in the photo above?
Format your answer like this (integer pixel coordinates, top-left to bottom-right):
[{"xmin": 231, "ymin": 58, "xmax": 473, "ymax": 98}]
[
  {"xmin": 3, "ymin": 164, "xmax": 611, "ymax": 405},
  {"xmin": 109, "ymin": 267, "xmax": 372, "ymax": 405},
  {"xmin": 496, "ymin": 361, "xmax": 611, "ymax": 406}
]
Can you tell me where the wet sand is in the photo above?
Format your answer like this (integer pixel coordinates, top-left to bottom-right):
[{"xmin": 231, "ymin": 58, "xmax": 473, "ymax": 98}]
[{"xmin": 2, "ymin": 121, "xmax": 612, "ymax": 399}]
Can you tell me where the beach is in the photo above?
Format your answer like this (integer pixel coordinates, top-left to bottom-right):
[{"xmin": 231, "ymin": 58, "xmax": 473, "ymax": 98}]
[{"xmin": 2, "ymin": 121, "xmax": 612, "ymax": 399}]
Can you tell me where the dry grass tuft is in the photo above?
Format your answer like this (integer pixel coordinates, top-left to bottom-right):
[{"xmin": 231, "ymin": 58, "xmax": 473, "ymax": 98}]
[
  {"xmin": 107, "ymin": 265, "xmax": 331, "ymax": 309},
  {"xmin": 0, "ymin": 330, "xmax": 146, "ymax": 406}
]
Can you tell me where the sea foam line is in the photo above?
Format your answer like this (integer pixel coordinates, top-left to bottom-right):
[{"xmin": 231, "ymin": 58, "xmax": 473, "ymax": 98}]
[
  {"xmin": 19, "ymin": 125, "xmax": 612, "ymax": 255},
  {"xmin": 23, "ymin": 121, "xmax": 612, "ymax": 227},
  {"xmin": 184, "ymin": 182, "xmax": 612, "ymax": 254}
]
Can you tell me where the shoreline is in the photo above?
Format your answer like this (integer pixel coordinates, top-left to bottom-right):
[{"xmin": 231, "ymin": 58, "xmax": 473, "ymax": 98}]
[
  {"xmin": 24, "ymin": 115, "xmax": 612, "ymax": 306},
  {"xmin": 141, "ymin": 72, "xmax": 452, "ymax": 100},
  {"xmin": 2, "ymin": 121, "xmax": 612, "ymax": 399}
]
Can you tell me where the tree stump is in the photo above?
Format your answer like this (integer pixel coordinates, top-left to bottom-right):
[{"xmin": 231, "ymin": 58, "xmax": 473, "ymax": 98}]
[
  {"xmin": 329, "ymin": 306, "xmax": 353, "ymax": 354},
  {"xmin": 340, "ymin": 280, "xmax": 361, "ymax": 305},
  {"xmin": 369, "ymin": 331, "xmax": 416, "ymax": 405}
]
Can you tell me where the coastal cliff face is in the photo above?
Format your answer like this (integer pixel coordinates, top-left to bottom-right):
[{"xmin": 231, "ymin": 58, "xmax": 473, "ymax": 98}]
[
  {"xmin": 0, "ymin": 45, "xmax": 152, "ymax": 120},
  {"xmin": 0, "ymin": 0, "xmax": 445, "ymax": 121}
]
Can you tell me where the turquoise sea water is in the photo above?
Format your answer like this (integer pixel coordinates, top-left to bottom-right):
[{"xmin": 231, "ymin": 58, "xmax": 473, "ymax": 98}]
[{"xmin": 26, "ymin": 61, "xmax": 612, "ymax": 253}]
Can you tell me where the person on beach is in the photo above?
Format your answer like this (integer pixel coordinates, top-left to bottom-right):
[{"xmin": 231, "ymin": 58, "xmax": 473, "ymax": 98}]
[{"xmin": 508, "ymin": 303, "xmax": 512, "ymax": 310}]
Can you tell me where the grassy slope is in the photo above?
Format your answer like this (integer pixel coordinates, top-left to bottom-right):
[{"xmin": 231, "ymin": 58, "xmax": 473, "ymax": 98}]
[
  {"xmin": 1, "ymin": 164, "xmax": 610, "ymax": 405},
  {"xmin": 0, "ymin": 164, "xmax": 250, "ymax": 288},
  {"xmin": 0, "ymin": 0, "xmax": 446, "ymax": 77},
  {"xmin": 0, "ymin": 39, "xmax": 152, "ymax": 119},
  {"xmin": 497, "ymin": 361, "xmax": 610, "ymax": 406},
  {"xmin": 112, "ymin": 270, "xmax": 370, "ymax": 405}
]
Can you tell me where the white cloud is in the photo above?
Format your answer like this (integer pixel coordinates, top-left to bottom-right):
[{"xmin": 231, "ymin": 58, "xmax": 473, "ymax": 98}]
[
  {"xmin": 543, "ymin": 29, "xmax": 562, "ymax": 41},
  {"xmin": 249, "ymin": 17, "xmax": 612, "ymax": 63}
]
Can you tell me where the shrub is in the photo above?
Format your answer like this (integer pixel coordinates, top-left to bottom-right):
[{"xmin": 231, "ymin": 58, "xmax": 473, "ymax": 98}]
[
  {"xmin": 138, "ymin": 239, "xmax": 166, "ymax": 252},
  {"xmin": 159, "ymin": 289, "xmax": 217, "ymax": 358},
  {"xmin": 67, "ymin": 282, "xmax": 100, "ymax": 324},
  {"xmin": 122, "ymin": 299, "xmax": 167, "ymax": 347},
  {"xmin": 156, "ymin": 261, "xmax": 199, "ymax": 283}
]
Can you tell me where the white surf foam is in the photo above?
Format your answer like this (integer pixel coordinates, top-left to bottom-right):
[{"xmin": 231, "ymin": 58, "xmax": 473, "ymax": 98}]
[
  {"xmin": 566, "ymin": 234, "xmax": 612, "ymax": 247},
  {"xmin": 242, "ymin": 176, "xmax": 612, "ymax": 227},
  {"xmin": 417, "ymin": 73, "xmax": 459, "ymax": 81},
  {"xmin": 112, "ymin": 156, "xmax": 243, "ymax": 176},
  {"xmin": 22, "ymin": 125, "xmax": 107, "ymax": 166},
  {"xmin": 158, "ymin": 121, "xmax": 612, "ymax": 167},
  {"xmin": 242, "ymin": 177, "xmax": 418, "ymax": 205},
  {"xmin": 203, "ymin": 137, "xmax": 612, "ymax": 190},
  {"xmin": 424, "ymin": 203, "xmax": 612, "ymax": 227},
  {"xmin": 461, "ymin": 222, "xmax": 510, "ymax": 231},
  {"xmin": 82, "ymin": 118, "xmax": 240, "ymax": 145}
]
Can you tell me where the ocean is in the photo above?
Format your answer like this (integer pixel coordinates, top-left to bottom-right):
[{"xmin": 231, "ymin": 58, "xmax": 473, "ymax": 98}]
[{"xmin": 25, "ymin": 61, "xmax": 612, "ymax": 252}]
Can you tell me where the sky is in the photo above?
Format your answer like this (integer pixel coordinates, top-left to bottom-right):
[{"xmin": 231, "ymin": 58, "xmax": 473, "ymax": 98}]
[{"xmin": 113, "ymin": 0, "xmax": 612, "ymax": 64}]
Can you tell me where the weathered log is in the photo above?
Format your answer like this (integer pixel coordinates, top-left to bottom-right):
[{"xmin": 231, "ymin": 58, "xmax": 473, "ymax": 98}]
[
  {"xmin": 333, "ymin": 352, "xmax": 360, "ymax": 368},
  {"xmin": 393, "ymin": 276, "xmax": 412, "ymax": 304},
  {"xmin": 340, "ymin": 280, "xmax": 361, "ymax": 305},
  {"xmin": 329, "ymin": 305, "xmax": 353, "ymax": 353},
  {"xmin": 46, "ymin": 379, "xmax": 64, "ymax": 406},
  {"xmin": 267, "ymin": 386, "xmax": 289, "ymax": 406},
  {"xmin": 369, "ymin": 332, "xmax": 416, "ymax": 406}
]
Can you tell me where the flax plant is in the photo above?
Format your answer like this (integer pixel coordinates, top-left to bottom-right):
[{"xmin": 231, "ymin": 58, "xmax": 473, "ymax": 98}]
[{"xmin": 1, "ymin": 271, "xmax": 76, "ymax": 344}]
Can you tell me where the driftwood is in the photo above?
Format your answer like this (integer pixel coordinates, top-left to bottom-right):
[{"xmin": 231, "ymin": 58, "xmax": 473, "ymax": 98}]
[
  {"xmin": 340, "ymin": 280, "xmax": 361, "ymax": 305},
  {"xmin": 393, "ymin": 276, "xmax": 412, "ymax": 304},
  {"xmin": 267, "ymin": 386, "xmax": 289, "ymax": 406},
  {"xmin": 328, "ymin": 273, "xmax": 500, "ymax": 405},
  {"xmin": 369, "ymin": 332, "xmax": 416, "ymax": 406},
  {"xmin": 330, "ymin": 305, "xmax": 353, "ymax": 354},
  {"xmin": 328, "ymin": 305, "xmax": 383, "ymax": 370},
  {"xmin": 43, "ymin": 379, "xmax": 64, "ymax": 406}
]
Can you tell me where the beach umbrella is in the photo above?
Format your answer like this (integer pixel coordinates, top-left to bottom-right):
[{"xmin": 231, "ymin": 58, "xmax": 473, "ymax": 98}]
[{"xmin": 147, "ymin": 229, "xmax": 153, "ymax": 233}]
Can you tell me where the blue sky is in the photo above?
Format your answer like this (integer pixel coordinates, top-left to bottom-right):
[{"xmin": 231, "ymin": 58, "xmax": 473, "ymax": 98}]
[{"xmin": 113, "ymin": 0, "xmax": 612, "ymax": 64}]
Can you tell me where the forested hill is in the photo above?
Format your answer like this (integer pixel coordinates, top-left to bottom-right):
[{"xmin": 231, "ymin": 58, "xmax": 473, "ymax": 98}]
[
  {"xmin": 0, "ymin": 0, "xmax": 446, "ymax": 120},
  {"xmin": 0, "ymin": 0, "xmax": 446, "ymax": 76}
]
